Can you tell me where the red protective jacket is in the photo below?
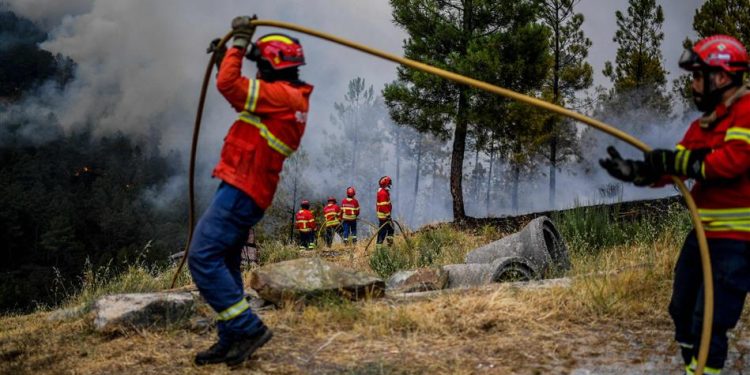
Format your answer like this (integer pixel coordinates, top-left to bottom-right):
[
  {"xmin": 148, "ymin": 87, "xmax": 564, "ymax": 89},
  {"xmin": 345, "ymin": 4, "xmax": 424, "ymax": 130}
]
[
  {"xmin": 659, "ymin": 87, "xmax": 750, "ymax": 241},
  {"xmin": 376, "ymin": 188, "xmax": 392, "ymax": 220},
  {"xmin": 212, "ymin": 47, "xmax": 314, "ymax": 210},
  {"xmin": 295, "ymin": 209, "xmax": 316, "ymax": 232},
  {"xmin": 341, "ymin": 197, "xmax": 360, "ymax": 221},
  {"xmin": 323, "ymin": 203, "xmax": 342, "ymax": 227}
]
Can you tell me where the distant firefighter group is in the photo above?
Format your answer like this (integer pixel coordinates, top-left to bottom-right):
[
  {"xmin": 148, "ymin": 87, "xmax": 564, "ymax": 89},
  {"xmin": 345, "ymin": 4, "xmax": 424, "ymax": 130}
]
[{"xmin": 295, "ymin": 176, "xmax": 395, "ymax": 249}]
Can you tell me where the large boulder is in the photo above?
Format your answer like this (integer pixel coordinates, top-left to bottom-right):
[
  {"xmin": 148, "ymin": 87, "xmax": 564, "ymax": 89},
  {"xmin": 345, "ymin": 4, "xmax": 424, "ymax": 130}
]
[
  {"xmin": 386, "ymin": 267, "xmax": 448, "ymax": 293},
  {"xmin": 465, "ymin": 216, "xmax": 569, "ymax": 276},
  {"xmin": 92, "ymin": 292, "xmax": 194, "ymax": 332},
  {"xmin": 250, "ymin": 257, "xmax": 385, "ymax": 305}
]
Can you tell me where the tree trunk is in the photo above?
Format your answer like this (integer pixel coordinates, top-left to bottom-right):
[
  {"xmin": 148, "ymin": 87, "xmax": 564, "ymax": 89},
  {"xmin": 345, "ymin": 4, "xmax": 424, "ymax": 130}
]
[
  {"xmin": 411, "ymin": 136, "xmax": 423, "ymax": 218},
  {"xmin": 395, "ymin": 127, "xmax": 401, "ymax": 216},
  {"xmin": 450, "ymin": 88, "xmax": 469, "ymax": 221},
  {"xmin": 548, "ymin": 136, "xmax": 557, "ymax": 208},
  {"xmin": 512, "ymin": 165, "xmax": 520, "ymax": 212},
  {"xmin": 485, "ymin": 140, "xmax": 494, "ymax": 217}
]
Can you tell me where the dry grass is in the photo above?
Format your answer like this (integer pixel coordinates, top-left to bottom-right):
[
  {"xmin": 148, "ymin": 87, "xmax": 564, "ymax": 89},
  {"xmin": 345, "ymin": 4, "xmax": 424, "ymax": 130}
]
[{"xmin": 4, "ymin": 222, "xmax": 750, "ymax": 374}]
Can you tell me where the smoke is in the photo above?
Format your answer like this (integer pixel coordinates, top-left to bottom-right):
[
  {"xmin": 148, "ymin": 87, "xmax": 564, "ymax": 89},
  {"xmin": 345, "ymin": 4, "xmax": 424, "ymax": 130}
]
[{"xmin": 1, "ymin": 1, "xmax": 707, "ymax": 229}]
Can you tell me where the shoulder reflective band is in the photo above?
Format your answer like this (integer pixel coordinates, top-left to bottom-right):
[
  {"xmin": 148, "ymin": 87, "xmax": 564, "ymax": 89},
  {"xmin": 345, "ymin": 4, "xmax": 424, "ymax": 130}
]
[
  {"xmin": 238, "ymin": 111, "xmax": 295, "ymax": 157},
  {"xmin": 725, "ymin": 127, "xmax": 750, "ymax": 144},
  {"xmin": 244, "ymin": 79, "xmax": 261, "ymax": 112},
  {"xmin": 218, "ymin": 298, "xmax": 250, "ymax": 321}
]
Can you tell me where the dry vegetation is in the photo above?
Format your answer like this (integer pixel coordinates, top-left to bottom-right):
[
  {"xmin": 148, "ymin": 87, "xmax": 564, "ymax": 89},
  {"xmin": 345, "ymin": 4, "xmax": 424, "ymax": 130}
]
[{"xmin": 3, "ymin": 205, "xmax": 750, "ymax": 374}]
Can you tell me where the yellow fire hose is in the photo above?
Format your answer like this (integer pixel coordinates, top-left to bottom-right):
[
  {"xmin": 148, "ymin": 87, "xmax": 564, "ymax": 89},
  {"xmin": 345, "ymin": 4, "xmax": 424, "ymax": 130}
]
[{"xmin": 171, "ymin": 19, "xmax": 714, "ymax": 374}]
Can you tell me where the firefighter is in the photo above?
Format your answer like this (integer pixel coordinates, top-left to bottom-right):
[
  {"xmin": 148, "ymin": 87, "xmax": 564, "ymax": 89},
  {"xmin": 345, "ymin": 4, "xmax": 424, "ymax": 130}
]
[
  {"xmin": 375, "ymin": 176, "xmax": 394, "ymax": 250},
  {"xmin": 188, "ymin": 16, "xmax": 313, "ymax": 367},
  {"xmin": 295, "ymin": 200, "xmax": 316, "ymax": 249},
  {"xmin": 322, "ymin": 196, "xmax": 342, "ymax": 247},
  {"xmin": 341, "ymin": 186, "xmax": 360, "ymax": 245},
  {"xmin": 600, "ymin": 35, "xmax": 750, "ymax": 374}
]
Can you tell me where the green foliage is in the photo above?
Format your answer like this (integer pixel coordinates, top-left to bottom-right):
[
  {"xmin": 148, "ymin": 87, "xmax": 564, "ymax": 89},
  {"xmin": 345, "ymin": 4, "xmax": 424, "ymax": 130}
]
[
  {"xmin": 538, "ymin": 0, "xmax": 593, "ymax": 205},
  {"xmin": 259, "ymin": 241, "xmax": 302, "ymax": 264},
  {"xmin": 0, "ymin": 11, "xmax": 75, "ymax": 99},
  {"xmin": 0, "ymin": 125, "xmax": 186, "ymax": 312},
  {"xmin": 692, "ymin": 0, "xmax": 750, "ymax": 47},
  {"xmin": 369, "ymin": 225, "xmax": 471, "ymax": 278},
  {"xmin": 384, "ymin": 0, "xmax": 551, "ymax": 219},
  {"xmin": 369, "ymin": 246, "xmax": 410, "ymax": 279},
  {"xmin": 552, "ymin": 201, "xmax": 691, "ymax": 256},
  {"xmin": 600, "ymin": 0, "xmax": 672, "ymax": 119}
]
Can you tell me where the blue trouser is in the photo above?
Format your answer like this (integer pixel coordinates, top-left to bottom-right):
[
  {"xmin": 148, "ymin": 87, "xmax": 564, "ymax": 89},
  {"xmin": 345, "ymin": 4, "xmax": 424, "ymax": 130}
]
[
  {"xmin": 342, "ymin": 220, "xmax": 357, "ymax": 244},
  {"xmin": 324, "ymin": 225, "xmax": 340, "ymax": 247},
  {"xmin": 376, "ymin": 219, "xmax": 394, "ymax": 248},
  {"xmin": 188, "ymin": 182, "xmax": 265, "ymax": 347},
  {"xmin": 298, "ymin": 231, "xmax": 315, "ymax": 249},
  {"xmin": 668, "ymin": 230, "xmax": 750, "ymax": 372}
]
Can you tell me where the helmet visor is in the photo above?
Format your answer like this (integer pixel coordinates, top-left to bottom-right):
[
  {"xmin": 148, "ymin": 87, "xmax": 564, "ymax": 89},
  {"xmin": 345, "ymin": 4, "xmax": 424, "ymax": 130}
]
[{"xmin": 679, "ymin": 49, "xmax": 703, "ymax": 71}]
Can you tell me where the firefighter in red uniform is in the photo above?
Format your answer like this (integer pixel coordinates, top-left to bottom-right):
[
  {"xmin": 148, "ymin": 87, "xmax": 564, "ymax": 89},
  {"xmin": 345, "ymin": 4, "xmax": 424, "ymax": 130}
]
[
  {"xmin": 188, "ymin": 16, "xmax": 313, "ymax": 367},
  {"xmin": 341, "ymin": 187, "xmax": 360, "ymax": 244},
  {"xmin": 376, "ymin": 176, "xmax": 394, "ymax": 249},
  {"xmin": 295, "ymin": 200, "xmax": 316, "ymax": 249},
  {"xmin": 322, "ymin": 196, "xmax": 342, "ymax": 247},
  {"xmin": 600, "ymin": 35, "xmax": 750, "ymax": 374}
]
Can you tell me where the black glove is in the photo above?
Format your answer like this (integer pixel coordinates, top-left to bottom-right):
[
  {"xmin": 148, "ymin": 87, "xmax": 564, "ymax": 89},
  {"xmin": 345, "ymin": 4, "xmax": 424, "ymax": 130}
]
[
  {"xmin": 231, "ymin": 15, "xmax": 257, "ymax": 49},
  {"xmin": 644, "ymin": 148, "xmax": 710, "ymax": 179},
  {"xmin": 599, "ymin": 146, "xmax": 658, "ymax": 186},
  {"xmin": 206, "ymin": 38, "xmax": 227, "ymax": 70}
]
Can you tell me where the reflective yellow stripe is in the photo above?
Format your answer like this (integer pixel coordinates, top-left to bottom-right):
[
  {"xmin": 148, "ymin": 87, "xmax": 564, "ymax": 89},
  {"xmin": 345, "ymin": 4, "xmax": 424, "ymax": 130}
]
[
  {"xmin": 218, "ymin": 298, "xmax": 250, "ymax": 321},
  {"xmin": 376, "ymin": 201, "xmax": 391, "ymax": 206},
  {"xmin": 703, "ymin": 220, "xmax": 750, "ymax": 232},
  {"xmin": 260, "ymin": 35, "xmax": 294, "ymax": 44},
  {"xmin": 244, "ymin": 79, "xmax": 260, "ymax": 112},
  {"xmin": 237, "ymin": 112, "xmax": 294, "ymax": 157},
  {"xmin": 725, "ymin": 127, "xmax": 750, "ymax": 144},
  {"xmin": 698, "ymin": 207, "xmax": 750, "ymax": 221},
  {"xmin": 377, "ymin": 212, "xmax": 390, "ymax": 219},
  {"xmin": 676, "ymin": 144, "xmax": 686, "ymax": 150},
  {"xmin": 688, "ymin": 357, "xmax": 721, "ymax": 374}
]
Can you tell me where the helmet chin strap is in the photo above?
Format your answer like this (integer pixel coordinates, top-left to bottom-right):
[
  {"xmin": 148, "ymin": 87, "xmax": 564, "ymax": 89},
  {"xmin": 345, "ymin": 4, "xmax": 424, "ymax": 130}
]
[{"xmin": 694, "ymin": 70, "xmax": 735, "ymax": 113}]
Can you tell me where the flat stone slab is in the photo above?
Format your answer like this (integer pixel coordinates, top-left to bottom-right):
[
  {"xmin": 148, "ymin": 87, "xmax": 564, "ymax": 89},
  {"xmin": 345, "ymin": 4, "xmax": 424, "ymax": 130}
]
[
  {"xmin": 250, "ymin": 257, "xmax": 385, "ymax": 305},
  {"xmin": 93, "ymin": 292, "xmax": 194, "ymax": 332}
]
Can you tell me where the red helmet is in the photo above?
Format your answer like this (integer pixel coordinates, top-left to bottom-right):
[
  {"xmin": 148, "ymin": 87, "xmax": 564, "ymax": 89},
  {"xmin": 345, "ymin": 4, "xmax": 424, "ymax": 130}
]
[
  {"xmin": 248, "ymin": 33, "xmax": 305, "ymax": 70},
  {"xmin": 300, "ymin": 199, "xmax": 310, "ymax": 208},
  {"xmin": 679, "ymin": 35, "xmax": 749, "ymax": 73},
  {"xmin": 346, "ymin": 187, "xmax": 356, "ymax": 197},
  {"xmin": 327, "ymin": 196, "xmax": 336, "ymax": 203},
  {"xmin": 379, "ymin": 176, "xmax": 392, "ymax": 188}
]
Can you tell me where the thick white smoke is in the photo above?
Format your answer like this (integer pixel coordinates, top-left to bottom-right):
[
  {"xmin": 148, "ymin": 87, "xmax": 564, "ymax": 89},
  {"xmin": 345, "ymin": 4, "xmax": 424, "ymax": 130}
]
[{"xmin": 2, "ymin": 0, "xmax": 707, "ymax": 228}]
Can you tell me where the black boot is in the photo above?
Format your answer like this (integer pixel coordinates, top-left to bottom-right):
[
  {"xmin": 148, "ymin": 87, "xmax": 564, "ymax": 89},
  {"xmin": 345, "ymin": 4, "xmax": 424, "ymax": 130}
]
[
  {"xmin": 224, "ymin": 326, "xmax": 274, "ymax": 367},
  {"xmin": 194, "ymin": 341, "xmax": 229, "ymax": 365}
]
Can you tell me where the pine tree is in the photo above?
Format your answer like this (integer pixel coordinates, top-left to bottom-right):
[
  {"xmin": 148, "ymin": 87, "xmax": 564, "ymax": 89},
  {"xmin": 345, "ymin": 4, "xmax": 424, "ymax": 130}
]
[
  {"xmin": 538, "ymin": 0, "xmax": 592, "ymax": 207},
  {"xmin": 601, "ymin": 0, "xmax": 671, "ymax": 121},
  {"xmin": 384, "ymin": 0, "xmax": 549, "ymax": 221}
]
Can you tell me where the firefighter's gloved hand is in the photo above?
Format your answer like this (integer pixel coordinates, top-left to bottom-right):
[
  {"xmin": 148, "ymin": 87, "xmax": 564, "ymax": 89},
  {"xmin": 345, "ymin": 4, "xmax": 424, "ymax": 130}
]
[
  {"xmin": 644, "ymin": 148, "xmax": 709, "ymax": 179},
  {"xmin": 231, "ymin": 15, "xmax": 257, "ymax": 49},
  {"xmin": 206, "ymin": 38, "xmax": 227, "ymax": 70},
  {"xmin": 599, "ymin": 146, "xmax": 658, "ymax": 186}
]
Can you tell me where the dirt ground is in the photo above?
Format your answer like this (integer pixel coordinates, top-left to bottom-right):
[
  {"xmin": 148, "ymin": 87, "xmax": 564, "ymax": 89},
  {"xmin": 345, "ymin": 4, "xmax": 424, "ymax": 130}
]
[{"xmin": 3, "ymin": 281, "xmax": 750, "ymax": 375}]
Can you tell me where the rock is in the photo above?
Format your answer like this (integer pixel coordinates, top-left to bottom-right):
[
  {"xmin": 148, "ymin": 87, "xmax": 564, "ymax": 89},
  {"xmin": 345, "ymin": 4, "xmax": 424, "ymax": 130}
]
[
  {"xmin": 92, "ymin": 292, "xmax": 194, "ymax": 332},
  {"xmin": 47, "ymin": 304, "xmax": 87, "ymax": 322},
  {"xmin": 465, "ymin": 216, "xmax": 569, "ymax": 276},
  {"xmin": 249, "ymin": 257, "xmax": 385, "ymax": 305},
  {"xmin": 386, "ymin": 267, "xmax": 448, "ymax": 293}
]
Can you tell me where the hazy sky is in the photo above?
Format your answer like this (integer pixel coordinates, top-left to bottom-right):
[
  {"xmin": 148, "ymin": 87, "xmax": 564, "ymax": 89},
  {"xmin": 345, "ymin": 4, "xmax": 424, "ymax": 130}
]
[{"xmin": 2, "ymin": 0, "xmax": 711, "ymax": 218}]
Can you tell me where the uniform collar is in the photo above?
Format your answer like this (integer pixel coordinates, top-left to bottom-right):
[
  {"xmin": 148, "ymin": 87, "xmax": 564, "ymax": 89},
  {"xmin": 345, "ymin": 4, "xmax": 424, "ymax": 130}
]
[{"xmin": 700, "ymin": 84, "xmax": 750, "ymax": 128}]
